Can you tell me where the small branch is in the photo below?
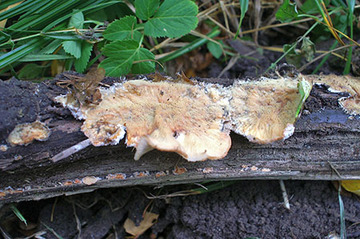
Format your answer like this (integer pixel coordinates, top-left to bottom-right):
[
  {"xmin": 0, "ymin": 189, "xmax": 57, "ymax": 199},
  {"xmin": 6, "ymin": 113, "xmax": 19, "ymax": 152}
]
[
  {"xmin": 51, "ymin": 139, "xmax": 91, "ymax": 162},
  {"xmin": 280, "ymin": 180, "xmax": 290, "ymax": 210}
]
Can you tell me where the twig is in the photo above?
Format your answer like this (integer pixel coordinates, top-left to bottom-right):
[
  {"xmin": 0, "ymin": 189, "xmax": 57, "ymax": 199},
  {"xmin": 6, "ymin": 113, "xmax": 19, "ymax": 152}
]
[
  {"xmin": 328, "ymin": 162, "xmax": 342, "ymax": 178},
  {"xmin": 298, "ymin": 44, "xmax": 353, "ymax": 72},
  {"xmin": 51, "ymin": 139, "xmax": 92, "ymax": 162},
  {"xmin": 279, "ymin": 180, "xmax": 290, "ymax": 210},
  {"xmin": 72, "ymin": 202, "xmax": 82, "ymax": 239}
]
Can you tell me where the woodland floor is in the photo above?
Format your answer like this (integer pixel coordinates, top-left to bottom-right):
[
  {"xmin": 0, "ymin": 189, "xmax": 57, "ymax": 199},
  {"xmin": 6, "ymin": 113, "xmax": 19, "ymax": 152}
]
[{"xmin": 1, "ymin": 30, "xmax": 360, "ymax": 238}]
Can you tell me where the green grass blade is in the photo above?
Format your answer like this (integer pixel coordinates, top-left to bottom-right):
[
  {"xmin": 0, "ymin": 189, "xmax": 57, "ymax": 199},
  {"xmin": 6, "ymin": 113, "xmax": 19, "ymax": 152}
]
[
  {"xmin": 10, "ymin": 0, "xmax": 79, "ymax": 30},
  {"xmin": 0, "ymin": 0, "xmax": 24, "ymax": 10},
  {"xmin": 338, "ymin": 185, "xmax": 347, "ymax": 239},
  {"xmin": 265, "ymin": 22, "xmax": 318, "ymax": 73},
  {"xmin": 19, "ymin": 54, "xmax": 74, "ymax": 62},
  {"xmin": 343, "ymin": 0, "xmax": 355, "ymax": 74},
  {"xmin": 235, "ymin": 0, "xmax": 249, "ymax": 39},
  {"xmin": 191, "ymin": 181, "xmax": 235, "ymax": 194},
  {"xmin": 0, "ymin": 38, "xmax": 46, "ymax": 69},
  {"xmin": 10, "ymin": 204, "xmax": 27, "ymax": 226},
  {"xmin": 0, "ymin": 0, "xmax": 43, "ymax": 21},
  {"xmin": 42, "ymin": 1, "xmax": 119, "ymax": 32},
  {"xmin": 158, "ymin": 28, "xmax": 220, "ymax": 63},
  {"xmin": 20, "ymin": 1, "xmax": 59, "ymax": 19}
]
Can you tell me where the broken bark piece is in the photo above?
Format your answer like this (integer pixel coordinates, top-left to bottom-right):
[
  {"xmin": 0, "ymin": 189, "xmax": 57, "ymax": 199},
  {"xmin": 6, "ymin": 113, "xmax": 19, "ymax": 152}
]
[
  {"xmin": 307, "ymin": 74, "xmax": 360, "ymax": 115},
  {"xmin": 7, "ymin": 121, "xmax": 50, "ymax": 146},
  {"xmin": 339, "ymin": 96, "xmax": 360, "ymax": 115},
  {"xmin": 229, "ymin": 77, "xmax": 305, "ymax": 144}
]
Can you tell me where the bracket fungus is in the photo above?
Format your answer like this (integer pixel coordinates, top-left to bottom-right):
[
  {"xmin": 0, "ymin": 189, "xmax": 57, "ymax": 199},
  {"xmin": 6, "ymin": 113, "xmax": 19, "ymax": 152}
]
[
  {"xmin": 7, "ymin": 121, "xmax": 51, "ymax": 146},
  {"xmin": 55, "ymin": 70, "xmax": 316, "ymax": 162},
  {"xmin": 229, "ymin": 77, "xmax": 310, "ymax": 144},
  {"xmin": 72, "ymin": 80, "xmax": 231, "ymax": 161}
]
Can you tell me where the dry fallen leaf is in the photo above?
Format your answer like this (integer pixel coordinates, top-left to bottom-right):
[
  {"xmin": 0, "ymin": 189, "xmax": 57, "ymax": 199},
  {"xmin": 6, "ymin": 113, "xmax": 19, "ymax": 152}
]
[
  {"xmin": 123, "ymin": 211, "xmax": 159, "ymax": 237},
  {"xmin": 341, "ymin": 180, "xmax": 360, "ymax": 196}
]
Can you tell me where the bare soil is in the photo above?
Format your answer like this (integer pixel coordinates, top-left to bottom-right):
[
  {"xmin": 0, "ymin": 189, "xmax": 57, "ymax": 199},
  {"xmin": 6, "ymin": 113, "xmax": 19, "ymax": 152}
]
[{"xmin": 1, "ymin": 181, "xmax": 360, "ymax": 238}]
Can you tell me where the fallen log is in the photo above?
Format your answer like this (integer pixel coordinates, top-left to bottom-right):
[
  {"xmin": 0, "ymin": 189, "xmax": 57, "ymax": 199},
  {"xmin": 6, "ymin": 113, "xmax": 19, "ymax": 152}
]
[{"xmin": 0, "ymin": 73, "xmax": 359, "ymax": 204}]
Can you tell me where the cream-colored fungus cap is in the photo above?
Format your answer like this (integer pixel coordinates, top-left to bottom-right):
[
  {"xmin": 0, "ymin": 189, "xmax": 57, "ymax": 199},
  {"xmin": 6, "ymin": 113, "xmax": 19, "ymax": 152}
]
[
  {"xmin": 229, "ymin": 77, "xmax": 303, "ymax": 144},
  {"xmin": 80, "ymin": 80, "xmax": 232, "ymax": 161},
  {"xmin": 7, "ymin": 121, "xmax": 51, "ymax": 146}
]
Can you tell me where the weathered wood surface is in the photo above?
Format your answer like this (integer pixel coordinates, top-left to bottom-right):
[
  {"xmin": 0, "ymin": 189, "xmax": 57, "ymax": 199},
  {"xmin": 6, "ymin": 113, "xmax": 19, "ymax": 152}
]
[{"xmin": 0, "ymin": 76, "xmax": 359, "ymax": 204}]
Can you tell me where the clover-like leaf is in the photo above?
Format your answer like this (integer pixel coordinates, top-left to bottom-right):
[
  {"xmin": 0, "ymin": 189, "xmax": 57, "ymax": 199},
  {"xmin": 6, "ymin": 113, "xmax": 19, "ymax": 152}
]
[
  {"xmin": 144, "ymin": 0, "xmax": 198, "ymax": 38},
  {"xmin": 62, "ymin": 40, "xmax": 82, "ymax": 59},
  {"xmin": 301, "ymin": 37, "xmax": 316, "ymax": 62},
  {"xmin": 69, "ymin": 11, "xmax": 84, "ymax": 29},
  {"xmin": 74, "ymin": 42, "xmax": 93, "ymax": 73},
  {"xmin": 131, "ymin": 47, "xmax": 155, "ymax": 74},
  {"xmin": 135, "ymin": 0, "xmax": 159, "ymax": 20},
  {"xmin": 61, "ymin": 11, "xmax": 85, "ymax": 59},
  {"xmin": 103, "ymin": 16, "xmax": 142, "ymax": 41},
  {"xmin": 207, "ymin": 41, "xmax": 223, "ymax": 59},
  {"xmin": 296, "ymin": 79, "xmax": 312, "ymax": 117},
  {"xmin": 99, "ymin": 40, "xmax": 155, "ymax": 76},
  {"xmin": 275, "ymin": 0, "xmax": 299, "ymax": 23}
]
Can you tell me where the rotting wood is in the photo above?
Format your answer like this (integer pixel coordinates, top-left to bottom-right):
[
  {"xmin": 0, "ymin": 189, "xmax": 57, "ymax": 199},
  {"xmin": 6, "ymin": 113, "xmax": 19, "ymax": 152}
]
[{"xmin": 0, "ymin": 74, "xmax": 359, "ymax": 204}]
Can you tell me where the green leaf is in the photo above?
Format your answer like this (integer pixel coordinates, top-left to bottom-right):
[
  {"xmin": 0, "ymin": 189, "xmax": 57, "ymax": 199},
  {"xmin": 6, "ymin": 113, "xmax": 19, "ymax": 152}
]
[
  {"xmin": 39, "ymin": 40, "xmax": 62, "ymax": 54},
  {"xmin": 300, "ymin": 0, "xmax": 321, "ymax": 14},
  {"xmin": 235, "ymin": 0, "xmax": 249, "ymax": 38},
  {"xmin": 62, "ymin": 40, "xmax": 82, "ymax": 59},
  {"xmin": 99, "ymin": 40, "xmax": 155, "ymax": 76},
  {"xmin": 18, "ymin": 63, "xmax": 45, "ymax": 79},
  {"xmin": 131, "ymin": 47, "xmax": 155, "ymax": 74},
  {"xmin": 103, "ymin": 16, "xmax": 142, "ymax": 41},
  {"xmin": 135, "ymin": 0, "xmax": 159, "ymax": 20},
  {"xmin": 207, "ymin": 41, "xmax": 222, "ymax": 59},
  {"xmin": 159, "ymin": 28, "xmax": 220, "ymax": 63},
  {"xmin": 87, "ymin": 2, "xmax": 134, "ymax": 22},
  {"xmin": 75, "ymin": 42, "xmax": 93, "ymax": 73},
  {"xmin": 69, "ymin": 11, "xmax": 84, "ymax": 29},
  {"xmin": 283, "ymin": 43, "xmax": 301, "ymax": 68},
  {"xmin": 275, "ymin": 0, "xmax": 298, "ymax": 23},
  {"xmin": 300, "ymin": 37, "xmax": 315, "ymax": 62},
  {"xmin": 296, "ymin": 79, "xmax": 312, "ymax": 118},
  {"xmin": 144, "ymin": 0, "xmax": 198, "ymax": 38}
]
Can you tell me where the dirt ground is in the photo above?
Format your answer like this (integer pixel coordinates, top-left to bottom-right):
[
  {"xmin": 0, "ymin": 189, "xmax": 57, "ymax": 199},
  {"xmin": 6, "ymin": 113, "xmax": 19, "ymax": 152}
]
[{"xmin": 1, "ymin": 181, "xmax": 360, "ymax": 238}]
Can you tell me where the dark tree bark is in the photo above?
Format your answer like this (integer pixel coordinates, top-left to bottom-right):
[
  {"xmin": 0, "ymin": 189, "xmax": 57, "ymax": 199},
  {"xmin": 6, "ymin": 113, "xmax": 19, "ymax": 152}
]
[{"xmin": 0, "ymin": 76, "xmax": 359, "ymax": 204}]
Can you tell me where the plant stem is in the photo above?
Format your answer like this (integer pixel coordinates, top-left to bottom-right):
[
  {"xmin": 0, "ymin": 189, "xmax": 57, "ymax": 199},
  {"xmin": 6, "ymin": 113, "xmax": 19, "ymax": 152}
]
[
  {"xmin": 265, "ymin": 22, "xmax": 319, "ymax": 73},
  {"xmin": 158, "ymin": 28, "xmax": 220, "ymax": 63}
]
